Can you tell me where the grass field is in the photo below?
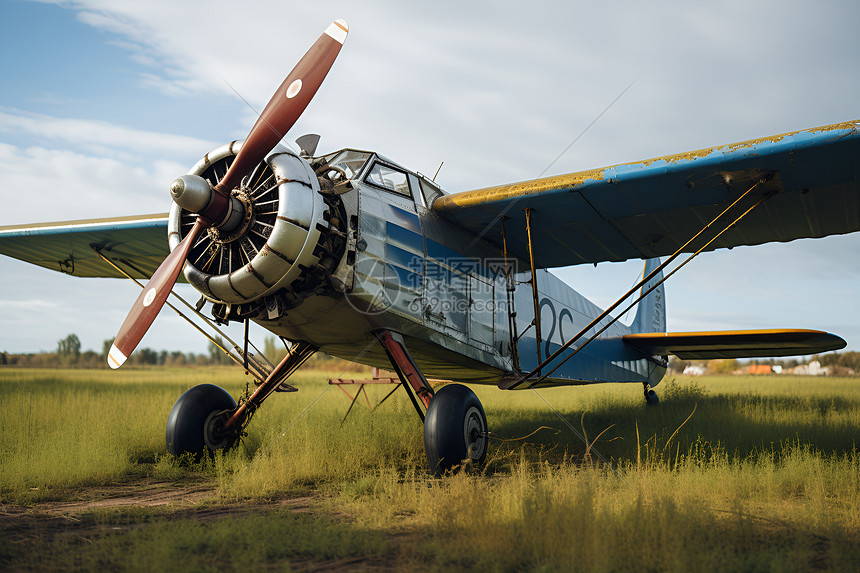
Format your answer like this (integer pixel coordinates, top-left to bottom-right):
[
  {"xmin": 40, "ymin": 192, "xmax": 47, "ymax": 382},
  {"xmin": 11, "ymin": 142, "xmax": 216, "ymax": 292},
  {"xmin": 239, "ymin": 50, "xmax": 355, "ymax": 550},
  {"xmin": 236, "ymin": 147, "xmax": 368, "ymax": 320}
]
[{"xmin": 1, "ymin": 366, "xmax": 860, "ymax": 571}]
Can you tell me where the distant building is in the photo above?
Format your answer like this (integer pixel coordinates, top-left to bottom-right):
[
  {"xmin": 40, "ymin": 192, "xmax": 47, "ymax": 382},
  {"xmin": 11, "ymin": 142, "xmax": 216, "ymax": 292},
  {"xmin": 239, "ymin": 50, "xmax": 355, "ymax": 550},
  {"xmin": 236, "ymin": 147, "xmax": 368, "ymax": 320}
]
[
  {"xmin": 790, "ymin": 360, "xmax": 829, "ymax": 376},
  {"xmin": 683, "ymin": 365, "xmax": 707, "ymax": 376},
  {"xmin": 748, "ymin": 364, "xmax": 772, "ymax": 375}
]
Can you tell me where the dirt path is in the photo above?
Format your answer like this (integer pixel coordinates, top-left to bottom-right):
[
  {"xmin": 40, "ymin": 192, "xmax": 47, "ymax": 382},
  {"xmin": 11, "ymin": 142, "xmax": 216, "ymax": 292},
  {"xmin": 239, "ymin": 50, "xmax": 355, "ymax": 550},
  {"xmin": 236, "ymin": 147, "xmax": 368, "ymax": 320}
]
[
  {"xmin": 0, "ymin": 477, "xmax": 401, "ymax": 571},
  {"xmin": 0, "ymin": 475, "xmax": 322, "ymax": 529}
]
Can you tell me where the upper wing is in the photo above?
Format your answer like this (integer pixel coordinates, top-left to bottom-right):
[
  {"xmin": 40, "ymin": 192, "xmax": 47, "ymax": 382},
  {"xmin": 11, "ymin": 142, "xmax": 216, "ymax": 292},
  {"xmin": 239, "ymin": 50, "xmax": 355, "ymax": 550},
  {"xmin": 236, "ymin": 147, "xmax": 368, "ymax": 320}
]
[
  {"xmin": 0, "ymin": 214, "xmax": 170, "ymax": 279},
  {"xmin": 433, "ymin": 121, "xmax": 860, "ymax": 268}
]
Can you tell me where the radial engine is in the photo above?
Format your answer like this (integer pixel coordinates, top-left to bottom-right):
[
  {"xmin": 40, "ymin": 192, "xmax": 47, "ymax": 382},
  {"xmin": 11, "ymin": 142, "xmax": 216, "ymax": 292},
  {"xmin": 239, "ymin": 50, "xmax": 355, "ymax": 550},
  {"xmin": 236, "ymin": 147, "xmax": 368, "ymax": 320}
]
[{"xmin": 167, "ymin": 142, "xmax": 350, "ymax": 324}]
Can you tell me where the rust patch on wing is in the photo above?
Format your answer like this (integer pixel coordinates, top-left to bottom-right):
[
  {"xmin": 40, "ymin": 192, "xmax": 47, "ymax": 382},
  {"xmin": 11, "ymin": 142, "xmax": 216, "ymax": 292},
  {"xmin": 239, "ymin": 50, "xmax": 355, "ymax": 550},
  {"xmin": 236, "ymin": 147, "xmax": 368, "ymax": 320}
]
[
  {"xmin": 434, "ymin": 168, "xmax": 605, "ymax": 210},
  {"xmin": 640, "ymin": 121, "xmax": 859, "ymax": 167},
  {"xmin": 434, "ymin": 120, "xmax": 858, "ymax": 212}
]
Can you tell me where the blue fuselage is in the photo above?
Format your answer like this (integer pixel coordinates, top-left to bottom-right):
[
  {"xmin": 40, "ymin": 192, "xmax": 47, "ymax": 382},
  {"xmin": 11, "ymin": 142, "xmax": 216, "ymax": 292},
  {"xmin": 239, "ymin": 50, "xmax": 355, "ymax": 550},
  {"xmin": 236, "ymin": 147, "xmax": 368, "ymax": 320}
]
[{"xmin": 257, "ymin": 152, "xmax": 666, "ymax": 389}]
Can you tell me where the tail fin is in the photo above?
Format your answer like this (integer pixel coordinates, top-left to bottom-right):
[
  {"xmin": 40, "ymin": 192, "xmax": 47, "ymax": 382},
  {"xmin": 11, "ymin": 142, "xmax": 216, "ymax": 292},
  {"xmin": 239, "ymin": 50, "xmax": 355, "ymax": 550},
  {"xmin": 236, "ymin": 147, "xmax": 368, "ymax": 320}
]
[{"xmin": 631, "ymin": 257, "xmax": 666, "ymax": 334}]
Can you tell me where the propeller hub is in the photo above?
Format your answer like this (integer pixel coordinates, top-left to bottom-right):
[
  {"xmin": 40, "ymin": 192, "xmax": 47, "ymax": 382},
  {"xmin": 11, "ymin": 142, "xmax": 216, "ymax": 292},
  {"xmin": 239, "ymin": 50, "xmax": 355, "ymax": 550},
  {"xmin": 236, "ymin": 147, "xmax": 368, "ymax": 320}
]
[
  {"xmin": 170, "ymin": 174, "xmax": 247, "ymax": 233},
  {"xmin": 170, "ymin": 174, "xmax": 212, "ymax": 213}
]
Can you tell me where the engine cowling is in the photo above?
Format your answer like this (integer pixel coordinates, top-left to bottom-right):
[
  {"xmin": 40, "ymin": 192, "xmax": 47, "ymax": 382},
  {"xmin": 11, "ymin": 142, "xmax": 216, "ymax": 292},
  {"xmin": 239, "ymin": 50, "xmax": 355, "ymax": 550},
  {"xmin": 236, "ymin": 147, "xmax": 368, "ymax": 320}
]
[{"xmin": 168, "ymin": 141, "xmax": 346, "ymax": 320}]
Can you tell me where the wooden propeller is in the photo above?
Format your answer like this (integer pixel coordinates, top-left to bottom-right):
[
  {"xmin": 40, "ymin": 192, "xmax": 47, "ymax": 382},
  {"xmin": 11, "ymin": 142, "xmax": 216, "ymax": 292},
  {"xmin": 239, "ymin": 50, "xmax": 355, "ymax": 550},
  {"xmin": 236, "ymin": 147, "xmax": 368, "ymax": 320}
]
[{"xmin": 108, "ymin": 19, "xmax": 348, "ymax": 368}]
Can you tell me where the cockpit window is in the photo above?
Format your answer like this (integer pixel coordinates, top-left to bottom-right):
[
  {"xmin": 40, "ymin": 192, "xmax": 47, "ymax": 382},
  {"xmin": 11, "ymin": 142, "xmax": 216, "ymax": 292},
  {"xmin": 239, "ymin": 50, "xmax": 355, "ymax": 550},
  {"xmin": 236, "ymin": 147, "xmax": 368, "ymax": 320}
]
[
  {"xmin": 327, "ymin": 150, "xmax": 372, "ymax": 179},
  {"xmin": 418, "ymin": 178, "xmax": 444, "ymax": 207},
  {"xmin": 364, "ymin": 162, "xmax": 412, "ymax": 197}
]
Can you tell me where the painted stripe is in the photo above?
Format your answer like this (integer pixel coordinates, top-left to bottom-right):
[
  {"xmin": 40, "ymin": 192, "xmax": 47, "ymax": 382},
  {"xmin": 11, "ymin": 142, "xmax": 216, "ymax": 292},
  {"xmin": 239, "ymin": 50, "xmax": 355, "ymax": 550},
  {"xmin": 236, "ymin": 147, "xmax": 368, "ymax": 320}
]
[
  {"xmin": 386, "ymin": 222, "xmax": 424, "ymax": 254},
  {"xmin": 386, "ymin": 204, "xmax": 421, "ymax": 233},
  {"xmin": 107, "ymin": 344, "xmax": 127, "ymax": 370},
  {"xmin": 325, "ymin": 19, "xmax": 349, "ymax": 44},
  {"xmin": 624, "ymin": 328, "xmax": 828, "ymax": 339},
  {"xmin": 425, "ymin": 238, "xmax": 497, "ymax": 280},
  {"xmin": 386, "ymin": 261, "xmax": 423, "ymax": 291},
  {"xmin": 386, "ymin": 243, "xmax": 423, "ymax": 272}
]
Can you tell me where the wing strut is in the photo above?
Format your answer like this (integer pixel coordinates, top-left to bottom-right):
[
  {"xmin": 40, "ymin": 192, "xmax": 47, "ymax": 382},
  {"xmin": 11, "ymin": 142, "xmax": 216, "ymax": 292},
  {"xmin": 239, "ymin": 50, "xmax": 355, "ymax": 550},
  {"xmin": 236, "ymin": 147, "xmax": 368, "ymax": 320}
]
[
  {"xmin": 499, "ymin": 217, "xmax": 521, "ymax": 370},
  {"xmin": 524, "ymin": 208, "xmax": 543, "ymax": 373},
  {"xmin": 92, "ymin": 246, "xmax": 274, "ymax": 381},
  {"xmin": 502, "ymin": 176, "xmax": 776, "ymax": 389}
]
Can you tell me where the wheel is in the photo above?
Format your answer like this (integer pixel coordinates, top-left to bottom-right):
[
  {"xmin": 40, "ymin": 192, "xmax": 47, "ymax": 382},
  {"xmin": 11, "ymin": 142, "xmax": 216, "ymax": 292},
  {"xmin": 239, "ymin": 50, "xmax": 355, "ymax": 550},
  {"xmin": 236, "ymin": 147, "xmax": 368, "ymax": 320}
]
[
  {"xmin": 645, "ymin": 389, "xmax": 659, "ymax": 406},
  {"xmin": 423, "ymin": 384, "xmax": 488, "ymax": 476},
  {"xmin": 166, "ymin": 384, "xmax": 237, "ymax": 457}
]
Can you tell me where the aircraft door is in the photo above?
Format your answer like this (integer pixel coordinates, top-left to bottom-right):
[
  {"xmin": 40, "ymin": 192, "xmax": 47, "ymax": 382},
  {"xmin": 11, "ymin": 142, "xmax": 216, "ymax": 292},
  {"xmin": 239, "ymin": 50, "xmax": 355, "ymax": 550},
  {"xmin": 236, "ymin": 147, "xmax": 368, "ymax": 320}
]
[
  {"xmin": 417, "ymin": 179, "xmax": 470, "ymax": 338},
  {"xmin": 359, "ymin": 161, "xmax": 424, "ymax": 322}
]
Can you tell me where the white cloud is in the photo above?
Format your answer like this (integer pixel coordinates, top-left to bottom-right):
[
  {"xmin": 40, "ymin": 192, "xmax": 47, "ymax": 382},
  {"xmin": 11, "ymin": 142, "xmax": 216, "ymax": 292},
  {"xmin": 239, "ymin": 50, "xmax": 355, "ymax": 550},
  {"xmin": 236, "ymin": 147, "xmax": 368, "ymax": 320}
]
[
  {"xmin": 0, "ymin": 143, "xmax": 165, "ymax": 223},
  {"xmin": 0, "ymin": 109, "xmax": 215, "ymax": 160}
]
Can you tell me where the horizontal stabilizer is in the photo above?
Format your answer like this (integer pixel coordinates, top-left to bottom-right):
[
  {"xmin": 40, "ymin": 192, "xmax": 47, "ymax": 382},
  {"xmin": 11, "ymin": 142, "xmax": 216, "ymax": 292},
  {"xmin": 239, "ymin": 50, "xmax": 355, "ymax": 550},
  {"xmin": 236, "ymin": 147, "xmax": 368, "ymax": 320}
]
[{"xmin": 623, "ymin": 329, "xmax": 846, "ymax": 360}]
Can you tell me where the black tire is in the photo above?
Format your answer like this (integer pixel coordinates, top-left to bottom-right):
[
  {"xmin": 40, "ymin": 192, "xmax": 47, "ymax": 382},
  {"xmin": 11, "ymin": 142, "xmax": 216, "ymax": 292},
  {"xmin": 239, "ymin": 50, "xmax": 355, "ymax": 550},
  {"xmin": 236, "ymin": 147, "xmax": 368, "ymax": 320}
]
[
  {"xmin": 423, "ymin": 384, "xmax": 488, "ymax": 476},
  {"xmin": 166, "ymin": 384, "xmax": 237, "ymax": 457}
]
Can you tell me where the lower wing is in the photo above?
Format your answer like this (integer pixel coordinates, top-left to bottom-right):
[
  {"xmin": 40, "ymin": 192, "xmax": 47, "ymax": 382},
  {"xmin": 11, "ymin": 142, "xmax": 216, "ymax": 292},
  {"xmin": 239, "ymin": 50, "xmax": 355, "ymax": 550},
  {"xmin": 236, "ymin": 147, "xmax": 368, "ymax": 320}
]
[{"xmin": 0, "ymin": 214, "xmax": 169, "ymax": 279}]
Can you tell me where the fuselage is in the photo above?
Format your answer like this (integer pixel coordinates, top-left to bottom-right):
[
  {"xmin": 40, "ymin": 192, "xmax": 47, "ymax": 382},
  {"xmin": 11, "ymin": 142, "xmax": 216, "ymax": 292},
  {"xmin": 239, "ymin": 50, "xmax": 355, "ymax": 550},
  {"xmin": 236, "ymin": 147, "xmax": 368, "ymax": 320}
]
[{"xmin": 253, "ymin": 149, "xmax": 666, "ymax": 389}]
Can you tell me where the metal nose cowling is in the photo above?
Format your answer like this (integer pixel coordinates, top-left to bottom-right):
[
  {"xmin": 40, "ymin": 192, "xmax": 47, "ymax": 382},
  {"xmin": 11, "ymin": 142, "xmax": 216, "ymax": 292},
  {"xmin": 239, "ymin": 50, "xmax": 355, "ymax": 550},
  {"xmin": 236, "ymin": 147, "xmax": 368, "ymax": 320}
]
[
  {"xmin": 166, "ymin": 140, "xmax": 342, "ymax": 313},
  {"xmin": 107, "ymin": 19, "xmax": 349, "ymax": 369}
]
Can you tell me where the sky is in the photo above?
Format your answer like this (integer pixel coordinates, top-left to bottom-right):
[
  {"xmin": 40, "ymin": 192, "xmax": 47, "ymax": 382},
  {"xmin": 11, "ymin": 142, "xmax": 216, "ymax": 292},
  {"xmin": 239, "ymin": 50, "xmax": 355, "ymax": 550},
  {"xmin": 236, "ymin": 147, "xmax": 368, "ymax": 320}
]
[{"xmin": 0, "ymin": 0, "xmax": 858, "ymax": 357}]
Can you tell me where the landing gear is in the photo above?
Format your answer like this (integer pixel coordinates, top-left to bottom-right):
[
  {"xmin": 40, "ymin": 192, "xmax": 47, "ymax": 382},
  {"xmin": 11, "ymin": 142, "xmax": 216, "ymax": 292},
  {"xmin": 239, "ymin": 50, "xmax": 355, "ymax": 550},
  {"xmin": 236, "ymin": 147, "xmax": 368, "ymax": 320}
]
[
  {"xmin": 644, "ymin": 384, "xmax": 659, "ymax": 406},
  {"xmin": 165, "ymin": 342, "xmax": 317, "ymax": 458},
  {"xmin": 166, "ymin": 384, "xmax": 237, "ymax": 457},
  {"xmin": 375, "ymin": 329, "xmax": 489, "ymax": 475},
  {"xmin": 424, "ymin": 384, "xmax": 488, "ymax": 475}
]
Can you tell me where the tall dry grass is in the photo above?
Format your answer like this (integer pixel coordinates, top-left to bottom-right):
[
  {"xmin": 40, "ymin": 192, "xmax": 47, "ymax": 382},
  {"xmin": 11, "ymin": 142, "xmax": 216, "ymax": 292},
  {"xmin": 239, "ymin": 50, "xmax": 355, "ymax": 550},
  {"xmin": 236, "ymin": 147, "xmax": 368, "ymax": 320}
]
[
  {"xmin": 0, "ymin": 368, "xmax": 245, "ymax": 500},
  {"xmin": 3, "ymin": 367, "xmax": 860, "ymax": 568}
]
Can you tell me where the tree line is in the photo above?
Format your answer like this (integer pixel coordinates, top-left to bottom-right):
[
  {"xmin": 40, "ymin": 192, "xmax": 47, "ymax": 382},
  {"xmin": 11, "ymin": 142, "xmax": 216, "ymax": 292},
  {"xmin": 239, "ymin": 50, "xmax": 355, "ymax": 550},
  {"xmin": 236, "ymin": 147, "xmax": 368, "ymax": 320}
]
[
  {"xmin": 0, "ymin": 333, "xmax": 235, "ymax": 368},
  {"xmin": 815, "ymin": 351, "xmax": 860, "ymax": 375},
  {"xmin": 0, "ymin": 333, "xmax": 366, "ymax": 372}
]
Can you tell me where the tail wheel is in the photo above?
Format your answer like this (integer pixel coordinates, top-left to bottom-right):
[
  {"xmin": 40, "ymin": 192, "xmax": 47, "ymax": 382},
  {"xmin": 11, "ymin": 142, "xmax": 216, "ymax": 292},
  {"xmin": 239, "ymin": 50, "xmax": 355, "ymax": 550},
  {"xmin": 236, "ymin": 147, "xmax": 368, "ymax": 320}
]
[
  {"xmin": 423, "ymin": 384, "xmax": 488, "ymax": 475},
  {"xmin": 166, "ymin": 384, "xmax": 238, "ymax": 457},
  {"xmin": 645, "ymin": 387, "xmax": 660, "ymax": 406}
]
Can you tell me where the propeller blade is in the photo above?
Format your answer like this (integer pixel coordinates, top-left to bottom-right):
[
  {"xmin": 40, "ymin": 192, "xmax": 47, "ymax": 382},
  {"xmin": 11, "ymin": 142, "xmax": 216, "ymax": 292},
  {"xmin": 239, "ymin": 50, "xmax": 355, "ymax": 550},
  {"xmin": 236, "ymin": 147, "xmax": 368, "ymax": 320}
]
[
  {"xmin": 107, "ymin": 220, "xmax": 205, "ymax": 369},
  {"xmin": 214, "ymin": 19, "xmax": 348, "ymax": 194},
  {"xmin": 109, "ymin": 20, "xmax": 349, "ymax": 367}
]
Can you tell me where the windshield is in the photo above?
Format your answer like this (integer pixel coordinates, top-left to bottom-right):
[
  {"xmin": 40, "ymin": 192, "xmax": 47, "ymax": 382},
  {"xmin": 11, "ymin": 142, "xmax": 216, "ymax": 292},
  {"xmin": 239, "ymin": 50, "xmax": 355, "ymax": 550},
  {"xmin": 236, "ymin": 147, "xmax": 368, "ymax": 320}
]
[
  {"xmin": 327, "ymin": 150, "xmax": 372, "ymax": 180},
  {"xmin": 365, "ymin": 162, "xmax": 411, "ymax": 197}
]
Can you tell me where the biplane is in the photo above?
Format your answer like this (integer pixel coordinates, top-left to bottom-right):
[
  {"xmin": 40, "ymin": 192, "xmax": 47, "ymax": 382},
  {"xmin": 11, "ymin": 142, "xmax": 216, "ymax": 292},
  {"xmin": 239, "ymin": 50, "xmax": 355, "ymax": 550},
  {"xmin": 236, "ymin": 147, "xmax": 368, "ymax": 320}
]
[{"xmin": 0, "ymin": 20, "xmax": 856, "ymax": 474}]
